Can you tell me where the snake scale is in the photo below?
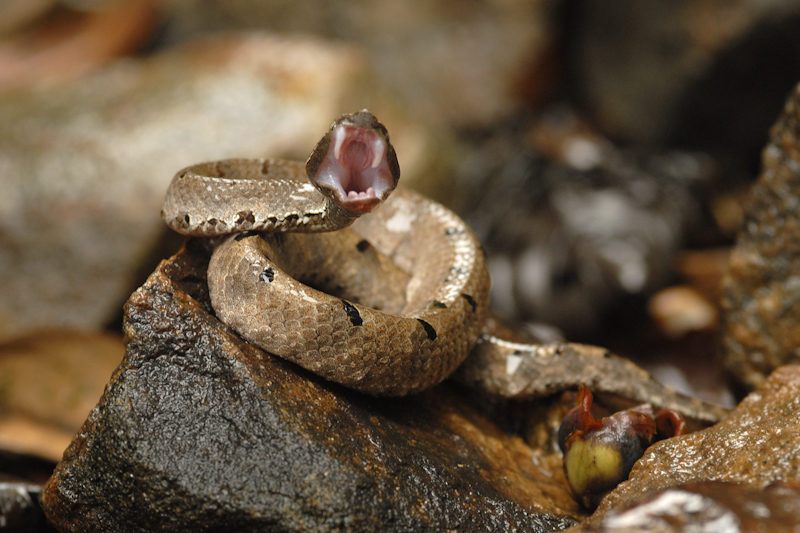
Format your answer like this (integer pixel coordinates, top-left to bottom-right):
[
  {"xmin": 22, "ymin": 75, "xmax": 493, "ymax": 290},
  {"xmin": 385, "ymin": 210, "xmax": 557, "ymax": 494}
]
[{"xmin": 162, "ymin": 110, "xmax": 728, "ymax": 423}]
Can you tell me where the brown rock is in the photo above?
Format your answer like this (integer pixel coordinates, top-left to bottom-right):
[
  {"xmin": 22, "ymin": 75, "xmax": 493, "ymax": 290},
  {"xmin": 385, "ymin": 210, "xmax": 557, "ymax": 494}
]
[
  {"xmin": 576, "ymin": 365, "xmax": 800, "ymax": 527},
  {"xmin": 42, "ymin": 240, "xmax": 580, "ymax": 532},
  {"xmin": 721, "ymin": 81, "xmax": 800, "ymax": 389}
]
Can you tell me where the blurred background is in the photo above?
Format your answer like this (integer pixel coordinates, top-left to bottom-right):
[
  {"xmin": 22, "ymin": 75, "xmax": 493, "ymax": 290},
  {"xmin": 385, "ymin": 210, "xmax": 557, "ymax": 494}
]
[{"xmin": 2, "ymin": 0, "xmax": 800, "ymax": 471}]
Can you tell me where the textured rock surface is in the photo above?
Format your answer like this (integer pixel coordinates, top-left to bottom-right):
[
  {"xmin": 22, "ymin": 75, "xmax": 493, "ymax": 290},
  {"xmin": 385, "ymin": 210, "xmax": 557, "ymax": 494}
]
[
  {"xmin": 575, "ymin": 365, "xmax": 800, "ymax": 528},
  {"xmin": 42, "ymin": 240, "xmax": 580, "ymax": 532},
  {"xmin": 721, "ymin": 82, "xmax": 800, "ymax": 390},
  {"xmin": 565, "ymin": 481, "xmax": 800, "ymax": 532}
]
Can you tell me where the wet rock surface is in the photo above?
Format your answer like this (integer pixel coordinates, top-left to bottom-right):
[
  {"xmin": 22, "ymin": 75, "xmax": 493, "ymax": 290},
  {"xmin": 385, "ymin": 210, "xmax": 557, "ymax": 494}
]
[
  {"xmin": 566, "ymin": 481, "xmax": 800, "ymax": 532},
  {"xmin": 721, "ymin": 82, "xmax": 800, "ymax": 390},
  {"xmin": 42, "ymin": 240, "xmax": 580, "ymax": 532},
  {"xmin": 575, "ymin": 365, "xmax": 800, "ymax": 529}
]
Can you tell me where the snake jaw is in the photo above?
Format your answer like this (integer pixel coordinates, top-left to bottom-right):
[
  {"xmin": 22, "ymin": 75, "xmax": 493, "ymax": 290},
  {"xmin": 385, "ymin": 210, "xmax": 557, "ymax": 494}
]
[{"xmin": 307, "ymin": 110, "xmax": 400, "ymax": 215}]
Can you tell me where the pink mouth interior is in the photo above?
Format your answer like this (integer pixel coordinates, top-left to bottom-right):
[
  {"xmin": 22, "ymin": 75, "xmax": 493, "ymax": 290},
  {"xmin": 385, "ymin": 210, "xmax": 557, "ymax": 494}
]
[{"xmin": 311, "ymin": 123, "xmax": 395, "ymax": 212}]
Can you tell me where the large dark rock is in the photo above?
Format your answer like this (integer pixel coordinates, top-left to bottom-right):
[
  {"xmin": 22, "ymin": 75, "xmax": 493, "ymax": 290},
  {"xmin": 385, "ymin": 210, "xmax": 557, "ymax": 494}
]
[
  {"xmin": 721, "ymin": 81, "xmax": 800, "ymax": 390},
  {"xmin": 42, "ymin": 239, "xmax": 579, "ymax": 532}
]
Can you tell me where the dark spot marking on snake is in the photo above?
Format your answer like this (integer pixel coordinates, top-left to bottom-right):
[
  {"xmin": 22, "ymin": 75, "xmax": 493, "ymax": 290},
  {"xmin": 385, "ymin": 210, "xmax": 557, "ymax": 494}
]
[
  {"xmin": 356, "ymin": 239, "xmax": 371, "ymax": 252},
  {"xmin": 417, "ymin": 319, "xmax": 437, "ymax": 341},
  {"xmin": 285, "ymin": 214, "xmax": 299, "ymax": 223},
  {"xmin": 461, "ymin": 293, "xmax": 477, "ymax": 312},
  {"xmin": 236, "ymin": 210, "xmax": 255, "ymax": 225},
  {"xmin": 512, "ymin": 349, "xmax": 523, "ymax": 356},
  {"xmin": 342, "ymin": 300, "xmax": 363, "ymax": 326},
  {"xmin": 234, "ymin": 230, "xmax": 258, "ymax": 242},
  {"xmin": 432, "ymin": 300, "xmax": 447, "ymax": 309},
  {"xmin": 261, "ymin": 160, "xmax": 270, "ymax": 174},
  {"xmin": 259, "ymin": 266, "xmax": 275, "ymax": 283},
  {"xmin": 207, "ymin": 218, "xmax": 218, "ymax": 226}
]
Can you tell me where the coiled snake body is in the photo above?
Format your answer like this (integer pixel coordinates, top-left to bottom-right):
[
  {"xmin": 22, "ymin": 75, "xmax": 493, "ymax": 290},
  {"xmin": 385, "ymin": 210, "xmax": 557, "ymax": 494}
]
[
  {"xmin": 163, "ymin": 111, "xmax": 489, "ymax": 396},
  {"xmin": 161, "ymin": 110, "xmax": 728, "ymax": 423}
]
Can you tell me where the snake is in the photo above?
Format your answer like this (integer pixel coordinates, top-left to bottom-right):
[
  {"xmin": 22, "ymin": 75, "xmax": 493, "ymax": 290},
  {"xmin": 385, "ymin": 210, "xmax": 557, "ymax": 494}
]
[
  {"xmin": 161, "ymin": 110, "xmax": 728, "ymax": 423},
  {"xmin": 163, "ymin": 110, "xmax": 489, "ymax": 396}
]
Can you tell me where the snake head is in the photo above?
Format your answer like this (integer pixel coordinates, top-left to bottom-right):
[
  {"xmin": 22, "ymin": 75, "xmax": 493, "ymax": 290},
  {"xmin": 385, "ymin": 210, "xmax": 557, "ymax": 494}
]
[{"xmin": 306, "ymin": 110, "xmax": 400, "ymax": 214}]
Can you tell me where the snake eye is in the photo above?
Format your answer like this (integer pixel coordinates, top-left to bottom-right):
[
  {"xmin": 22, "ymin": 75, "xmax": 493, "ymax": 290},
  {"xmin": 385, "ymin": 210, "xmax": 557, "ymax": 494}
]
[{"xmin": 307, "ymin": 111, "xmax": 399, "ymax": 214}]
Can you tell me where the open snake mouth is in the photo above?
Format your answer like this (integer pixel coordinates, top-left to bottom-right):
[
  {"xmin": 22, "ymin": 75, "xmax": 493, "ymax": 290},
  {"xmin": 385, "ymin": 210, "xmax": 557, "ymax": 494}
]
[{"xmin": 308, "ymin": 114, "xmax": 399, "ymax": 213}]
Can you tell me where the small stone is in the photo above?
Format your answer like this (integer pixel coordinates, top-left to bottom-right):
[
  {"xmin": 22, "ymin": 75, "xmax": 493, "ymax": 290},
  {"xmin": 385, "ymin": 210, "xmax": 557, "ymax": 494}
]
[
  {"xmin": 41, "ymin": 240, "xmax": 579, "ymax": 532},
  {"xmin": 648, "ymin": 285, "xmax": 717, "ymax": 338}
]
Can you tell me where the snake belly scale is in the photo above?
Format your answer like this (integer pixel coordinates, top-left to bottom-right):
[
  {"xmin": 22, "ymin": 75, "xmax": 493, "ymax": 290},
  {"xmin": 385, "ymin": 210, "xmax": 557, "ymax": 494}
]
[{"xmin": 163, "ymin": 111, "xmax": 490, "ymax": 396}]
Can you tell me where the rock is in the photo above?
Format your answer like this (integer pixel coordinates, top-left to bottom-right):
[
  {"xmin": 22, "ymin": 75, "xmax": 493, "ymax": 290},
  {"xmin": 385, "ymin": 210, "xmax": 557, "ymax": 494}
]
[
  {"xmin": 0, "ymin": 33, "xmax": 421, "ymax": 343},
  {"xmin": 0, "ymin": 331, "xmax": 124, "ymax": 461},
  {"xmin": 576, "ymin": 365, "xmax": 800, "ymax": 527},
  {"xmin": 565, "ymin": 481, "xmax": 800, "ymax": 532},
  {"xmin": 42, "ymin": 240, "xmax": 580, "ymax": 532},
  {"xmin": 647, "ymin": 285, "xmax": 717, "ymax": 338},
  {"xmin": 721, "ymin": 81, "xmax": 800, "ymax": 390}
]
